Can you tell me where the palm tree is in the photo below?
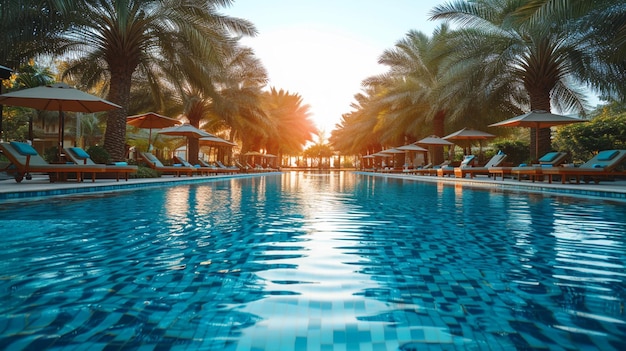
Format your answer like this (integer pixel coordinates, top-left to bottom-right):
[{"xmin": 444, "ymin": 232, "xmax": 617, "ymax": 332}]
[
  {"xmin": 360, "ymin": 25, "xmax": 516, "ymax": 163},
  {"xmin": 261, "ymin": 88, "xmax": 317, "ymax": 159},
  {"xmin": 429, "ymin": 0, "xmax": 620, "ymax": 159},
  {"xmin": 51, "ymin": 0, "xmax": 256, "ymax": 160},
  {"xmin": 0, "ymin": 0, "xmax": 70, "ymax": 66},
  {"xmin": 203, "ymin": 46, "xmax": 270, "ymax": 153},
  {"xmin": 330, "ymin": 88, "xmax": 383, "ymax": 156},
  {"xmin": 511, "ymin": 0, "xmax": 626, "ymax": 101},
  {"xmin": 361, "ymin": 28, "xmax": 453, "ymax": 163}
]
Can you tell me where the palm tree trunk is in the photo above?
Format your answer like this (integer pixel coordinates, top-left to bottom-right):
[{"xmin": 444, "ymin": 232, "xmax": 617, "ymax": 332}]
[
  {"xmin": 104, "ymin": 69, "xmax": 132, "ymax": 161},
  {"xmin": 432, "ymin": 110, "xmax": 446, "ymax": 164}
]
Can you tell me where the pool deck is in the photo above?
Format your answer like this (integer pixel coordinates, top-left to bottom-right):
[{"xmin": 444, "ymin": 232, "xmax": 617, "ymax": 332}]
[{"xmin": 1, "ymin": 170, "xmax": 625, "ymax": 203}]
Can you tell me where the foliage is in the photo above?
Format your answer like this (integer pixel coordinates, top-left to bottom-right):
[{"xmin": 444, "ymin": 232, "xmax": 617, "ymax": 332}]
[
  {"xmin": 86, "ymin": 145, "xmax": 111, "ymax": 164},
  {"xmin": 45, "ymin": 0, "xmax": 257, "ymax": 160},
  {"xmin": 492, "ymin": 140, "xmax": 530, "ymax": 166},
  {"xmin": 43, "ymin": 146, "xmax": 58, "ymax": 163},
  {"xmin": 1, "ymin": 110, "xmax": 31, "ymax": 141},
  {"xmin": 130, "ymin": 165, "xmax": 160, "ymax": 179},
  {"xmin": 553, "ymin": 110, "xmax": 626, "ymax": 162}
]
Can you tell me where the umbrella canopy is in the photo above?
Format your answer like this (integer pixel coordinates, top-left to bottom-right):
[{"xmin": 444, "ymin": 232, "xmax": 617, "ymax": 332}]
[
  {"xmin": 127, "ymin": 112, "xmax": 180, "ymax": 129},
  {"xmin": 199, "ymin": 135, "xmax": 237, "ymax": 147},
  {"xmin": 0, "ymin": 83, "xmax": 121, "ymax": 157},
  {"xmin": 158, "ymin": 124, "xmax": 212, "ymax": 159},
  {"xmin": 371, "ymin": 152, "xmax": 393, "ymax": 157},
  {"xmin": 0, "ymin": 83, "xmax": 121, "ymax": 112},
  {"xmin": 158, "ymin": 123, "xmax": 212, "ymax": 138},
  {"xmin": 244, "ymin": 151, "xmax": 264, "ymax": 156},
  {"xmin": 443, "ymin": 128, "xmax": 495, "ymax": 155},
  {"xmin": 127, "ymin": 112, "xmax": 181, "ymax": 151},
  {"xmin": 489, "ymin": 110, "xmax": 585, "ymax": 159},
  {"xmin": 379, "ymin": 148, "xmax": 406, "ymax": 154},
  {"xmin": 443, "ymin": 128, "xmax": 495, "ymax": 141},
  {"xmin": 396, "ymin": 144, "xmax": 428, "ymax": 152},
  {"xmin": 416, "ymin": 135, "xmax": 455, "ymax": 146}
]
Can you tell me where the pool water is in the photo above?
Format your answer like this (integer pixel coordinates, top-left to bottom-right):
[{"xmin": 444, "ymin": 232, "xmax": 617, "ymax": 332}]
[{"xmin": 1, "ymin": 171, "xmax": 625, "ymax": 350}]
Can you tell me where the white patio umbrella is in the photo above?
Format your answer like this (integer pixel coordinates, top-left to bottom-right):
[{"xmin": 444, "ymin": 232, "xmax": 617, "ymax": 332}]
[
  {"xmin": 489, "ymin": 110, "xmax": 585, "ymax": 160},
  {"xmin": 416, "ymin": 135, "xmax": 454, "ymax": 164},
  {"xmin": 396, "ymin": 144, "xmax": 428, "ymax": 167},
  {"xmin": 0, "ymin": 83, "xmax": 121, "ymax": 158},
  {"xmin": 443, "ymin": 128, "xmax": 495, "ymax": 155},
  {"xmin": 158, "ymin": 123, "xmax": 212, "ymax": 160},
  {"xmin": 127, "ymin": 112, "xmax": 181, "ymax": 151}
]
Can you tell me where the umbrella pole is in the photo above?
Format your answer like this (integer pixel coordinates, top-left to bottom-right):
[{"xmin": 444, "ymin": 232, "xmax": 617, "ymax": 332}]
[
  {"xmin": 58, "ymin": 110, "xmax": 65, "ymax": 161},
  {"xmin": 148, "ymin": 128, "xmax": 152, "ymax": 152},
  {"xmin": 535, "ymin": 126, "xmax": 540, "ymax": 162}
]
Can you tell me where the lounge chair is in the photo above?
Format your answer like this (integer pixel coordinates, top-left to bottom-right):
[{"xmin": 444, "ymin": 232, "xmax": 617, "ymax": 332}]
[
  {"xmin": 540, "ymin": 150, "xmax": 626, "ymax": 184},
  {"xmin": 510, "ymin": 151, "xmax": 568, "ymax": 182},
  {"xmin": 489, "ymin": 151, "xmax": 568, "ymax": 181},
  {"xmin": 406, "ymin": 163, "xmax": 433, "ymax": 175},
  {"xmin": 172, "ymin": 155, "xmax": 215, "ymax": 176},
  {"xmin": 139, "ymin": 152, "xmax": 195, "ymax": 177},
  {"xmin": 1, "ymin": 141, "xmax": 105, "ymax": 182},
  {"xmin": 231, "ymin": 160, "xmax": 248, "ymax": 173},
  {"xmin": 454, "ymin": 153, "xmax": 507, "ymax": 179},
  {"xmin": 64, "ymin": 147, "xmax": 137, "ymax": 181},
  {"xmin": 216, "ymin": 160, "xmax": 240, "ymax": 174},
  {"xmin": 437, "ymin": 155, "xmax": 475, "ymax": 177},
  {"xmin": 247, "ymin": 162, "xmax": 268, "ymax": 172}
]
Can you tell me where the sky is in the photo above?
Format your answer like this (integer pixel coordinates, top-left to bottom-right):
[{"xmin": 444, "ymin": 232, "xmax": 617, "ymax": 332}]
[{"xmin": 223, "ymin": 0, "xmax": 448, "ymax": 134}]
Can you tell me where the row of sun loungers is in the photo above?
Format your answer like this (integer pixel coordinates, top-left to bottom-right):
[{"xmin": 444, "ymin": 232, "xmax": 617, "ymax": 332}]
[
  {"xmin": 139, "ymin": 152, "xmax": 277, "ymax": 176},
  {"xmin": 385, "ymin": 149, "xmax": 626, "ymax": 185},
  {"xmin": 1, "ymin": 141, "xmax": 137, "ymax": 183},
  {"xmin": 1, "ymin": 141, "xmax": 274, "ymax": 184}
]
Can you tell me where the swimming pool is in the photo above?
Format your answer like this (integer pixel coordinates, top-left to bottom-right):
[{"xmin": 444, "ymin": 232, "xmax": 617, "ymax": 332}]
[{"xmin": 1, "ymin": 171, "xmax": 625, "ymax": 350}]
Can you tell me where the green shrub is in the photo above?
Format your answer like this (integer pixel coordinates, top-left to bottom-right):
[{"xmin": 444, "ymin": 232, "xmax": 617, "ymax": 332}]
[
  {"xmin": 492, "ymin": 140, "xmax": 529, "ymax": 165},
  {"xmin": 553, "ymin": 112, "xmax": 626, "ymax": 162},
  {"xmin": 86, "ymin": 145, "xmax": 110, "ymax": 164},
  {"xmin": 130, "ymin": 165, "xmax": 160, "ymax": 178},
  {"xmin": 44, "ymin": 146, "xmax": 59, "ymax": 163}
]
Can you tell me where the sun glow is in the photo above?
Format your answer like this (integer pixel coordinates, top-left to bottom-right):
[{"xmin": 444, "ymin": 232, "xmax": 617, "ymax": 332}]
[{"xmin": 239, "ymin": 25, "xmax": 386, "ymax": 133}]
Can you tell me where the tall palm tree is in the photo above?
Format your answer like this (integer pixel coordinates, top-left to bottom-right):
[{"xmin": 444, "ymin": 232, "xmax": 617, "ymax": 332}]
[
  {"xmin": 364, "ymin": 28, "xmax": 448, "ymax": 145},
  {"xmin": 430, "ymin": 0, "xmax": 618, "ymax": 159},
  {"xmin": 330, "ymin": 88, "xmax": 383, "ymax": 156},
  {"xmin": 261, "ymin": 88, "xmax": 317, "ymax": 158},
  {"xmin": 204, "ymin": 46, "xmax": 270, "ymax": 152},
  {"xmin": 361, "ymin": 25, "xmax": 514, "ymax": 163},
  {"xmin": 0, "ymin": 0, "xmax": 70, "ymax": 66},
  {"xmin": 510, "ymin": 0, "xmax": 626, "ymax": 101},
  {"xmin": 52, "ymin": 0, "xmax": 256, "ymax": 160}
]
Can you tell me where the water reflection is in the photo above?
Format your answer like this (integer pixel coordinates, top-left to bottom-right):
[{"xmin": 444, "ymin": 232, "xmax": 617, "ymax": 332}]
[{"xmin": 0, "ymin": 172, "xmax": 625, "ymax": 350}]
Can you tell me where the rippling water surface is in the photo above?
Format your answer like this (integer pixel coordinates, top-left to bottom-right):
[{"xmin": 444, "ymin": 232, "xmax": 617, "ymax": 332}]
[{"xmin": 1, "ymin": 172, "xmax": 625, "ymax": 350}]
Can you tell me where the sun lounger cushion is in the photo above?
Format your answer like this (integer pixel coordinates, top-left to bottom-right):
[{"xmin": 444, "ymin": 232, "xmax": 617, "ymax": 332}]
[
  {"xmin": 460, "ymin": 155, "xmax": 475, "ymax": 167},
  {"xmin": 592, "ymin": 164, "xmax": 603, "ymax": 168},
  {"xmin": 596, "ymin": 150, "xmax": 619, "ymax": 161},
  {"xmin": 144, "ymin": 153, "xmax": 158, "ymax": 162},
  {"xmin": 538, "ymin": 152, "xmax": 560, "ymax": 163},
  {"xmin": 112, "ymin": 162, "xmax": 128, "ymax": 166},
  {"xmin": 10, "ymin": 141, "xmax": 38, "ymax": 156},
  {"xmin": 70, "ymin": 147, "xmax": 91, "ymax": 159}
]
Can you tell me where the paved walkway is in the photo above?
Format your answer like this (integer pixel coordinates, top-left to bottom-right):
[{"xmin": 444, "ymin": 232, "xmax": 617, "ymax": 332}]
[
  {"xmin": 0, "ymin": 172, "xmax": 278, "ymax": 203},
  {"xmin": 360, "ymin": 171, "xmax": 626, "ymax": 202},
  {"xmin": 1, "ymin": 170, "xmax": 625, "ymax": 203}
]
